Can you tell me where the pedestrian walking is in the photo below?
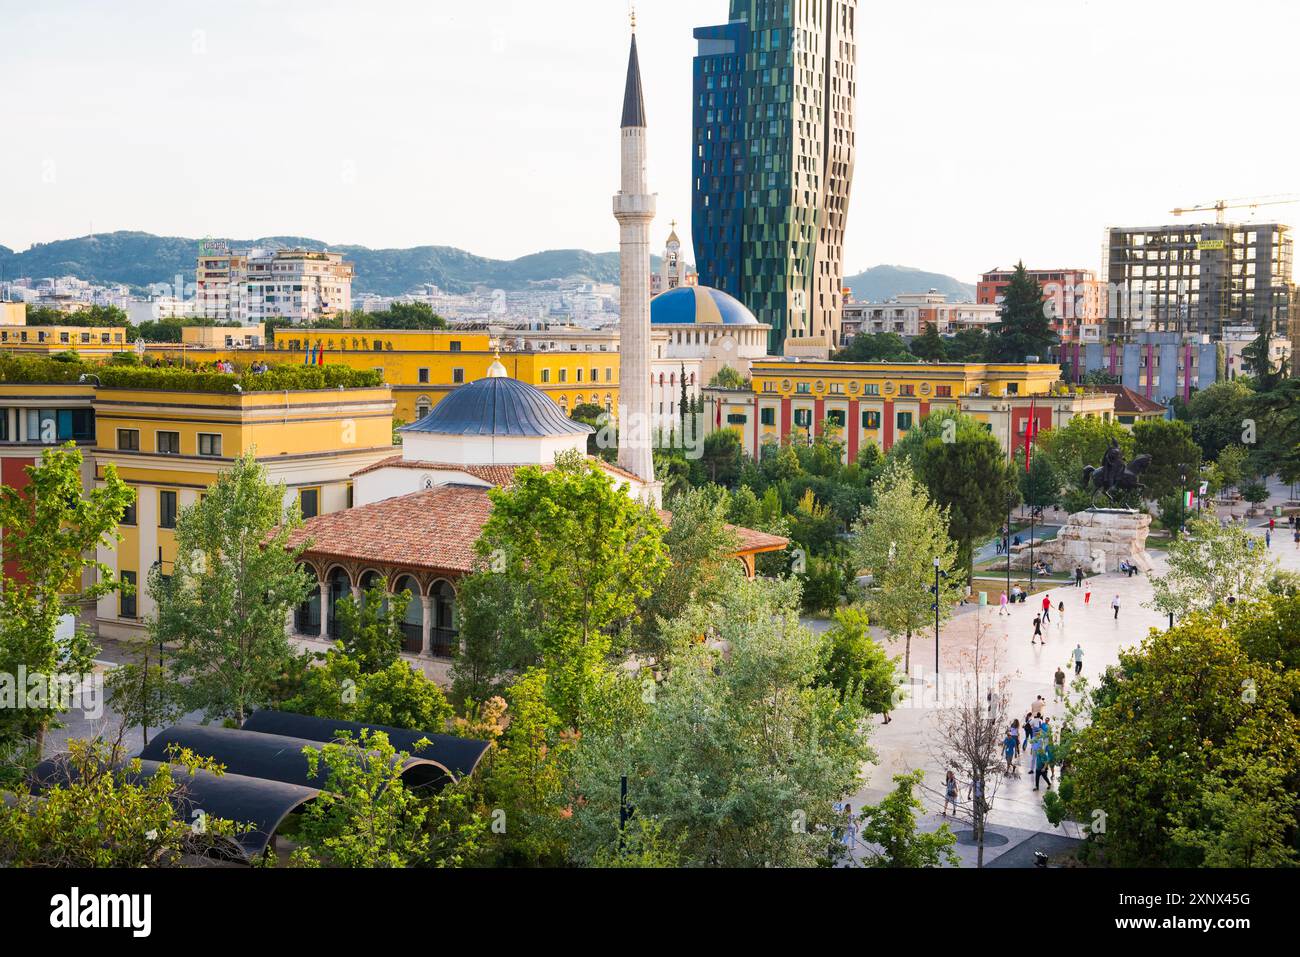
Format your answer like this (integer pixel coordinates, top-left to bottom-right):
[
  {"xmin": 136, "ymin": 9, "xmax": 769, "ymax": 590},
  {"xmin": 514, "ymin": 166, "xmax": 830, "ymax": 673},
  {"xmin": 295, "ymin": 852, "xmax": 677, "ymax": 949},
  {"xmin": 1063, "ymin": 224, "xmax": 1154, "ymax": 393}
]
[
  {"xmin": 1010, "ymin": 718, "xmax": 1022, "ymax": 757},
  {"xmin": 1004, "ymin": 726, "xmax": 1018, "ymax": 774},
  {"xmin": 1041, "ymin": 594, "xmax": 1052, "ymax": 622},
  {"xmin": 999, "ymin": 591, "xmax": 1009, "ymax": 616},
  {"xmin": 1054, "ymin": 665, "xmax": 1066, "ymax": 701},
  {"xmin": 1033, "ymin": 735, "xmax": 1052, "ymax": 792},
  {"xmin": 1074, "ymin": 564, "xmax": 1083, "ymax": 588},
  {"xmin": 1266, "ymin": 530, "xmax": 1272, "ymax": 548},
  {"xmin": 1057, "ymin": 600, "xmax": 1066, "ymax": 635},
  {"xmin": 1031, "ymin": 614, "xmax": 1043, "ymax": 644},
  {"xmin": 1084, "ymin": 588, "xmax": 1091, "ymax": 607},
  {"xmin": 1112, "ymin": 594, "xmax": 1121, "ymax": 620},
  {"xmin": 1034, "ymin": 695, "xmax": 1047, "ymax": 717},
  {"xmin": 841, "ymin": 803, "xmax": 857, "ymax": 853},
  {"xmin": 1072, "ymin": 643, "xmax": 1084, "ymax": 676},
  {"xmin": 943, "ymin": 770, "xmax": 958, "ymax": 817}
]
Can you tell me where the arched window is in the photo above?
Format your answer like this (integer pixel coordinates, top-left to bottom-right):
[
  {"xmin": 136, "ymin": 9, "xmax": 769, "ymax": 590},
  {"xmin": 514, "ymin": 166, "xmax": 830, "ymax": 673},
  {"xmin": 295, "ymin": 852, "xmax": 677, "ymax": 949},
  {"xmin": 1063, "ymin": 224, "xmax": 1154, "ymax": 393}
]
[
  {"xmin": 416, "ymin": 396, "xmax": 432, "ymax": 419},
  {"xmin": 326, "ymin": 567, "xmax": 351, "ymax": 639},
  {"xmin": 605, "ymin": 394, "xmax": 612, "ymax": 412},
  {"xmin": 294, "ymin": 563, "xmax": 321, "ymax": 636},
  {"xmin": 430, "ymin": 581, "xmax": 457, "ymax": 658},
  {"xmin": 394, "ymin": 575, "xmax": 422, "ymax": 653}
]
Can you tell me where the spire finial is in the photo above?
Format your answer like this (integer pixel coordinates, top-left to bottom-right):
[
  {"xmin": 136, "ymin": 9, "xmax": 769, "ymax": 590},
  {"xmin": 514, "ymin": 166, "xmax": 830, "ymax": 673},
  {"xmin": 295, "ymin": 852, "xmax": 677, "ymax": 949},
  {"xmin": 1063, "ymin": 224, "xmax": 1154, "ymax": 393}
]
[{"xmin": 630, "ymin": 4, "xmax": 636, "ymax": 33}]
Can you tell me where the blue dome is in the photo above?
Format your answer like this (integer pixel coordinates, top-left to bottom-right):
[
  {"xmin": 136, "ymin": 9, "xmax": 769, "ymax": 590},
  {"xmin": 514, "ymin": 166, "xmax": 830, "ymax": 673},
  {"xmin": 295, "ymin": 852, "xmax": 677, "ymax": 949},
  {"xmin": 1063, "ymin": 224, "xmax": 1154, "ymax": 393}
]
[
  {"xmin": 400, "ymin": 375, "xmax": 593, "ymax": 438},
  {"xmin": 651, "ymin": 286, "xmax": 760, "ymax": 326}
]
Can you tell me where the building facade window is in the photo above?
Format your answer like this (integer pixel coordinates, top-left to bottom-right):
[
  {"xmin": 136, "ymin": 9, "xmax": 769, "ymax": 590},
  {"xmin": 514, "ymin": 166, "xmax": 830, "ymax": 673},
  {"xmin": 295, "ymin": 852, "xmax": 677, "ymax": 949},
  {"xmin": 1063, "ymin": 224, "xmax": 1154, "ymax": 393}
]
[
  {"xmin": 159, "ymin": 490, "xmax": 178, "ymax": 529},
  {"xmin": 121, "ymin": 491, "xmax": 137, "ymax": 526},
  {"xmin": 117, "ymin": 428, "xmax": 140, "ymax": 451},
  {"xmin": 119, "ymin": 570, "xmax": 138, "ymax": 619},
  {"xmin": 760, "ymin": 407, "xmax": 776, "ymax": 426},
  {"xmin": 418, "ymin": 368, "xmax": 430, "ymax": 384},
  {"xmin": 299, "ymin": 488, "xmax": 320, "ymax": 520},
  {"xmin": 452, "ymin": 368, "xmax": 465, "ymax": 384},
  {"xmin": 156, "ymin": 431, "xmax": 181, "ymax": 455},
  {"xmin": 198, "ymin": 433, "xmax": 222, "ymax": 457},
  {"xmin": 897, "ymin": 412, "xmax": 914, "ymax": 432},
  {"xmin": 863, "ymin": 410, "xmax": 881, "ymax": 430}
]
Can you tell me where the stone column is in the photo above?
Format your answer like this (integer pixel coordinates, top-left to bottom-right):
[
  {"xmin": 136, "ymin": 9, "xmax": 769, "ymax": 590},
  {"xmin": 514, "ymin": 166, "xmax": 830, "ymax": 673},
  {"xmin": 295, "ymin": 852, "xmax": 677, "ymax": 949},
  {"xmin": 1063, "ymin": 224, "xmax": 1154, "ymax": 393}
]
[
  {"xmin": 420, "ymin": 599, "xmax": 433, "ymax": 657},
  {"xmin": 318, "ymin": 581, "xmax": 330, "ymax": 638}
]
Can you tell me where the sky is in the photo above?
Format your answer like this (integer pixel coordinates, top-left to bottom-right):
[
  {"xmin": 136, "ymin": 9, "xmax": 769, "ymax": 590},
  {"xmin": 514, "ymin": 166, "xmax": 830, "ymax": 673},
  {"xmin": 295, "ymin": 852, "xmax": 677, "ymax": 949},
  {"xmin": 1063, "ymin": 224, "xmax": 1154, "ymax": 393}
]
[{"xmin": 2, "ymin": 0, "xmax": 1299, "ymax": 284}]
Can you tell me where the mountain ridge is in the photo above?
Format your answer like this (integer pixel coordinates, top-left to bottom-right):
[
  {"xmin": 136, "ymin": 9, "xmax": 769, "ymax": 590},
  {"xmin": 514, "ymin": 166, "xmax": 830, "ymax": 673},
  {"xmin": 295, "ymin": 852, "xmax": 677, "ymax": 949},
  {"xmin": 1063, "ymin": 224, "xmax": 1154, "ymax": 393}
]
[{"xmin": 0, "ymin": 232, "xmax": 976, "ymax": 302}]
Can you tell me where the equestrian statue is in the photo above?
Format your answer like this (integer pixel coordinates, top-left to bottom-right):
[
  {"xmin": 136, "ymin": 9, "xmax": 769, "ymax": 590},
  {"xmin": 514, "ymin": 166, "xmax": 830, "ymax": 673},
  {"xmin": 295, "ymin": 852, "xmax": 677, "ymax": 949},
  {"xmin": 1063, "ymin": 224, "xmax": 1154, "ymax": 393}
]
[{"xmin": 1080, "ymin": 439, "xmax": 1151, "ymax": 507}]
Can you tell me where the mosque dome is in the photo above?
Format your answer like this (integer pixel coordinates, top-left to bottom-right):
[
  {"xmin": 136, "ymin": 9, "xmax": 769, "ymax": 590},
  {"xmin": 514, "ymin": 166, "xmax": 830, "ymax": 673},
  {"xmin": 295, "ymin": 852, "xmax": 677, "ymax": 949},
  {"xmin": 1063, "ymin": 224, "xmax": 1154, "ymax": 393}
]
[
  {"xmin": 651, "ymin": 286, "xmax": 760, "ymax": 326},
  {"xmin": 400, "ymin": 374, "xmax": 593, "ymax": 438}
]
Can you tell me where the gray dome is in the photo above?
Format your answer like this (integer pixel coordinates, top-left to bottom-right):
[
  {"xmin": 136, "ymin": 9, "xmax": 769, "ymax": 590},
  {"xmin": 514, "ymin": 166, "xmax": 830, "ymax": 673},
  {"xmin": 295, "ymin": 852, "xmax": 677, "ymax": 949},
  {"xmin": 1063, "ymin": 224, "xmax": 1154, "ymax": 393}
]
[{"xmin": 400, "ymin": 375, "xmax": 594, "ymax": 438}]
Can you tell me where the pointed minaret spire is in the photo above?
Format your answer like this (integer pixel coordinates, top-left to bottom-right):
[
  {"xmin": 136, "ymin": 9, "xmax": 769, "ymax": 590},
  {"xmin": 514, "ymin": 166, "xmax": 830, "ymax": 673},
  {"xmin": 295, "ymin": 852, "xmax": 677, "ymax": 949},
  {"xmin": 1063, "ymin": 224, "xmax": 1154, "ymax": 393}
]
[
  {"xmin": 621, "ymin": 29, "xmax": 647, "ymax": 129},
  {"xmin": 614, "ymin": 16, "xmax": 658, "ymax": 497}
]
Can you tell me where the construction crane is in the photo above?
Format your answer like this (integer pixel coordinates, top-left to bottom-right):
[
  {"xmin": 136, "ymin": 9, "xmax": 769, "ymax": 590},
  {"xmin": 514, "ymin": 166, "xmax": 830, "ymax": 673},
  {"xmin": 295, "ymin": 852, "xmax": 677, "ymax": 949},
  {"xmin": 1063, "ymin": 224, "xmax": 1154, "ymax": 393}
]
[{"xmin": 1170, "ymin": 194, "xmax": 1300, "ymax": 224}]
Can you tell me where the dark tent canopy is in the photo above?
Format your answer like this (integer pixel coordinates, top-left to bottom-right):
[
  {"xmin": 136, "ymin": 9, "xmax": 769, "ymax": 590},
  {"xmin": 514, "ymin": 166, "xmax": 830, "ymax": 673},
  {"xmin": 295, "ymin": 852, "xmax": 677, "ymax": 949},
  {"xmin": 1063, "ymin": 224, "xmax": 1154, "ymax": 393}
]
[
  {"xmin": 139, "ymin": 725, "xmax": 456, "ymax": 791},
  {"xmin": 242, "ymin": 710, "xmax": 491, "ymax": 782},
  {"xmin": 28, "ymin": 756, "xmax": 317, "ymax": 860}
]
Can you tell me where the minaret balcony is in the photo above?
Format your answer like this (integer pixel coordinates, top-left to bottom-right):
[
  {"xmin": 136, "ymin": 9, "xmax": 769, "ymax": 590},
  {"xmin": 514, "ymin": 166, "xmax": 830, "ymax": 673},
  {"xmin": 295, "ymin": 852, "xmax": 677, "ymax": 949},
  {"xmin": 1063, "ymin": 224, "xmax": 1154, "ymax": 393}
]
[{"xmin": 613, "ymin": 193, "xmax": 657, "ymax": 218}]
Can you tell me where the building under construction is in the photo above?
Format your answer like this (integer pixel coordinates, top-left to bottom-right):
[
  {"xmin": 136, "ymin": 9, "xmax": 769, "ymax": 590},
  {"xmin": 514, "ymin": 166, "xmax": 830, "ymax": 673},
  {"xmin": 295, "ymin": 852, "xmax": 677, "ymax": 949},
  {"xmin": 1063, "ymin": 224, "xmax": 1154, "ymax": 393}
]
[{"xmin": 1105, "ymin": 222, "xmax": 1293, "ymax": 341}]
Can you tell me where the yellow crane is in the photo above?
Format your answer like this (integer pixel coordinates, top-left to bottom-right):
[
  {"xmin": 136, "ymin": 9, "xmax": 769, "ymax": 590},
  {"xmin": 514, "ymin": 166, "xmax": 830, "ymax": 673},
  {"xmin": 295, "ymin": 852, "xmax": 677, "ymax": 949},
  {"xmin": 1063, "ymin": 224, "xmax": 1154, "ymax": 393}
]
[{"xmin": 1170, "ymin": 194, "xmax": 1300, "ymax": 224}]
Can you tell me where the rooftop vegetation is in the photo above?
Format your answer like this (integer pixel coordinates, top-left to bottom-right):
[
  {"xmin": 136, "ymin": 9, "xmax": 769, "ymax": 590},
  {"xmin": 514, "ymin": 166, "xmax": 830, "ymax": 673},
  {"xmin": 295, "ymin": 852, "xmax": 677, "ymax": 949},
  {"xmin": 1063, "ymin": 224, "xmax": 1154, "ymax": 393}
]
[{"xmin": 0, "ymin": 353, "xmax": 384, "ymax": 393}]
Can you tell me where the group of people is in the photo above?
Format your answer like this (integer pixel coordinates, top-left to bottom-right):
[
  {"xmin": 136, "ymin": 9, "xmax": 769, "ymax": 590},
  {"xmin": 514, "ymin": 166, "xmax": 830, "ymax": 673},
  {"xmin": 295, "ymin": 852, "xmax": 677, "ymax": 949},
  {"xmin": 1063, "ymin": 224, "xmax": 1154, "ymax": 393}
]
[
  {"xmin": 1000, "ymin": 696, "xmax": 1061, "ymax": 791},
  {"xmin": 1266, "ymin": 515, "xmax": 1300, "ymax": 549}
]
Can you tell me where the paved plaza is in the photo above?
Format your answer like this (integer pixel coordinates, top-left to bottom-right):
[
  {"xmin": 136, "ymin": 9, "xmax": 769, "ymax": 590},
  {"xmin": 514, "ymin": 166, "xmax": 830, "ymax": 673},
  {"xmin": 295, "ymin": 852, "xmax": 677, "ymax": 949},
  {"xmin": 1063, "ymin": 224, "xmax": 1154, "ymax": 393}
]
[{"xmin": 834, "ymin": 483, "xmax": 1300, "ymax": 865}]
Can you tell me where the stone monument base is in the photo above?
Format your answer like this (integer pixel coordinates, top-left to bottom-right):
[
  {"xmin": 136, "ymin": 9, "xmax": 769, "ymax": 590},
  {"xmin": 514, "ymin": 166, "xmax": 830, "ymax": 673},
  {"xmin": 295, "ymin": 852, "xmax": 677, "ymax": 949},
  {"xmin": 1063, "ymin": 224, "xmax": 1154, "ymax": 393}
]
[{"xmin": 1011, "ymin": 509, "xmax": 1153, "ymax": 575}]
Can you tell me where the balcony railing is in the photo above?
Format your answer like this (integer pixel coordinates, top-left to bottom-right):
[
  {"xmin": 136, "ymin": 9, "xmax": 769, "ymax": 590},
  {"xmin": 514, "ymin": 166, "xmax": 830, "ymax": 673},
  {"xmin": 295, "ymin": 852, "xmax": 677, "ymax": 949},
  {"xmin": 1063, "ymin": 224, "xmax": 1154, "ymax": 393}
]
[{"xmin": 430, "ymin": 627, "xmax": 458, "ymax": 660}]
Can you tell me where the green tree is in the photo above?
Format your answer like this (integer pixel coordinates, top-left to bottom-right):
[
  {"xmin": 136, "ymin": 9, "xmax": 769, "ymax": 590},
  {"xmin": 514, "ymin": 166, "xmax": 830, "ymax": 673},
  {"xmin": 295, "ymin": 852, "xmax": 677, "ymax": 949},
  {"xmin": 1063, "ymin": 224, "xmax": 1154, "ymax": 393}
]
[
  {"xmin": 1016, "ymin": 442, "xmax": 1061, "ymax": 510},
  {"xmin": 0, "ymin": 444, "xmax": 133, "ymax": 756},
  {"xmin": 708, "ymin": 365, "xmax": 749, "ymax": 390},
  {"xmin": 104, "ymin": 648, "xmax": 185, "ymax": 748},
  {"xmin": 857, "ymin": 771, "xmax": 960, "ymax": 867},
  {"xmin": 909, "ymin": 322, "xmax": 947, "ymax": 362},
  {"xmin": 1132, "ymin": 418, "xmax": 1202, "ymax": 501},
  {"xmin": 477, "ymin": 668, "xmax": 578, "ymax": 867},
  {"xmin": 1147, "ymin": 517, "xmax": 1276, "ymax": 622},
  {"xmin": 917, "ymin": 431, "xmax": 1019, "ymax": 582},
  {"xmin": 474, "ymin": 450, "xmax": 669, "ymax": 726},
  {"xmin": 332, "ymin": 583, "xmax": 407, "ymax": 674},
  {"xmin": 819, "ymin": 606, "xmax": 901, "ymax": 720},
  {"xmin": 885, "ymin": 407, "xmax": 989, "ymax": 475},
  {"xmin": 155, "ymin": 452, "xmax": 309, "ymax": 724},
  {"xmin": 1213, "ymin": 444, "xmax": 1249, "ymax": 496},
  {"xmin": 279, "ymin": 646, "xmax": 454, "ymax": 731},
  {"xmin": 640, "ymin": 486, "xmax": 741, "ymax": 656},
  {"xmin": 1062, "ymin": 610, "xmax": 1300, "ymax": 867},
  {"xmin": 0, "ymin": 739, "xmax": 246, "ymax": 867},
  {"xmin": 945, "ymin": 328, "xmax": 989, "ymax": 362},
  {"xmin": 834, "ymin": 332, "xmax": 913, "ymax": 362},
  {"xmin": 291, "ymin": 730, "xmax": 456, "ymax": 868},
  {"xmin": 850, "ymin": 460, "xmax": 962, "ymax": 673},
  {"xmin": 1183, "ymin": 380, "xmax": 1255, "ymax": 460},
  {"xmin": 571, "ymin": 576, "xmax": 874, "ymax": 868},
  {"xmin": 692, "ymin": 428, "xmax": 744, "ymax": 486},
  {"xmin": 986, "ymin": 262, "xmax": 1058, "ymax": 362}
]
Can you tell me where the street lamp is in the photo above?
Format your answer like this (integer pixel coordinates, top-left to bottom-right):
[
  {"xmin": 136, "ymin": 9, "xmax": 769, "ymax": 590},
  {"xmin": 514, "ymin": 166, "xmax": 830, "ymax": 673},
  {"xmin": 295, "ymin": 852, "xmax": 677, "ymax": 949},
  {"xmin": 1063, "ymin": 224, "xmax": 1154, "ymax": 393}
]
[
  {"xmin": 1177, "ymin": 464, "xmax": 1189, "ymax": 541},
  {"xmin": 930, "ymin": 556, "xmax": 947, "ymax": 676},
  {"xmin": 1005, "ymin": 491, "xmax": 1018, "ymax": 599}
]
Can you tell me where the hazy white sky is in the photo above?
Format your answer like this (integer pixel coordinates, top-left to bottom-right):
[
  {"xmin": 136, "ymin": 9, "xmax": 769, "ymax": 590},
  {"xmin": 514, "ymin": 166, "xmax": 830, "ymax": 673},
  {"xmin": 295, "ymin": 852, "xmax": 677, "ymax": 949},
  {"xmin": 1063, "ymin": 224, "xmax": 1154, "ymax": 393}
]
[{"xmin": 2, "ymin": 0, "xmax": 1298, "ymax": 283}]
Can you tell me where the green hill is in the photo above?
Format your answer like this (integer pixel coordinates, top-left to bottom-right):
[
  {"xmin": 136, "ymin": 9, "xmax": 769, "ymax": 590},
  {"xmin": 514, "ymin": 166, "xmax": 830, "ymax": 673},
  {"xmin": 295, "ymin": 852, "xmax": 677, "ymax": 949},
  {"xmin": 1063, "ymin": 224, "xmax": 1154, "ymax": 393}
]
[
  {"xmin": 844, "ymin": 264, "xmax": 975, "ymax": 302},
  {"xmin": 0, "ymin": 231, "xmax": 634, "ymax": 296}
]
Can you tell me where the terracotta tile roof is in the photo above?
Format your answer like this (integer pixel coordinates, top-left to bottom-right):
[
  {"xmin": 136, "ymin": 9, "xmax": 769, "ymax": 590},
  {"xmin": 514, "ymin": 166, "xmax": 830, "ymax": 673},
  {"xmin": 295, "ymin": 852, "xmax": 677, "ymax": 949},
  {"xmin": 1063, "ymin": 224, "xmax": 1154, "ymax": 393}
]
[
  {"xmin": 350, "ymin": 455, "xmax": 650, "ymax": 490},
  {"xmin": 288, "ymin": 485, "xmax": 493, "ymax": 575},
  {"xmin": 1092, "ymin": 384, "xmax": 1167, "ymax": 416},
  {"xmin": 657, "ymin": 509, "xmax": 789, "ymax": 555},
  {"xmin": 290, "ymin": 487, "xmax": 789, "ymax": 577}
]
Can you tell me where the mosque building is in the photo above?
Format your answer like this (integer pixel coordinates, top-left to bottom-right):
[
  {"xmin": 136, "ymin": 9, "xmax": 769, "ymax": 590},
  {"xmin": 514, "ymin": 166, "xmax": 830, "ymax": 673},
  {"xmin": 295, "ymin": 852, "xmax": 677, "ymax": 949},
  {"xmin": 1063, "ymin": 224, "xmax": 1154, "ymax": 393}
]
[{"xmin": 283, "ymin": 27, "xmax": 788, "ymax": 683}]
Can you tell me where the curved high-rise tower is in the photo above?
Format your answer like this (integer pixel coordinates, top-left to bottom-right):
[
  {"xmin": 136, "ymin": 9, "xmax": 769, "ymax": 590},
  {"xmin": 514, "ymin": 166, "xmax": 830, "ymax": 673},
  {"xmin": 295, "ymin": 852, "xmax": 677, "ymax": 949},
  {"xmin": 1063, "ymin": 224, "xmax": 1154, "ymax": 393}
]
[{"xmin": 614, "ymin": 27, "xmax": 657, "ymax": 486}]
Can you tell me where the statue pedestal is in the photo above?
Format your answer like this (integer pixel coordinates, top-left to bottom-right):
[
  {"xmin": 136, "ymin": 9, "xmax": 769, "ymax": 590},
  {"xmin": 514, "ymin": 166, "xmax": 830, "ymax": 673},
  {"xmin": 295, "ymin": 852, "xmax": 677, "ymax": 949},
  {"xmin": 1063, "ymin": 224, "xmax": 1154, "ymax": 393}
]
[{"xmin": 1013, "ymin": 509, "xmax": 1153, "ymax": 575}]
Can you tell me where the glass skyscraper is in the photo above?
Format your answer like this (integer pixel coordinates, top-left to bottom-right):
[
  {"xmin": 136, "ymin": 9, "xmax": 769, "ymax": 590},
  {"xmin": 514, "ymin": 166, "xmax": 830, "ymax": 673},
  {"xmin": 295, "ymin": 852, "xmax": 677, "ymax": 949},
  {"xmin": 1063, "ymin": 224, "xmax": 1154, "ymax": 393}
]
[{"xmin": 692, "ymin": 0, "xmax": 857, "ymax": 357}]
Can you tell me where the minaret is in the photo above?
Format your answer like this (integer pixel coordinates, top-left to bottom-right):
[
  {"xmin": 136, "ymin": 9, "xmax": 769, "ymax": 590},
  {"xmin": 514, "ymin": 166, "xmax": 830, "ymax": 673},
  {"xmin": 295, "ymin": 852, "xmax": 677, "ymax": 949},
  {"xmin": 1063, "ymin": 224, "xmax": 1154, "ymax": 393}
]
[{"xmin": 614, "ymin": 20, "xmax": 657, "ymax": 487}]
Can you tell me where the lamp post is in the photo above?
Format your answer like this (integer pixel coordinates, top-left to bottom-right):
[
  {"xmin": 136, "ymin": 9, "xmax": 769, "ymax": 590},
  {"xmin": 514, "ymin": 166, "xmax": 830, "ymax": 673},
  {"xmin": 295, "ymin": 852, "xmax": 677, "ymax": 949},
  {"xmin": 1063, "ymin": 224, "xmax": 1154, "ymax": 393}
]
[
  {"xmin": 1177, "ymin": 464, "xmax": 1188, "ymax": 541},
  {"xmin": 931, "ymin": 556, "xmax": 947, "ymax": 676}
]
